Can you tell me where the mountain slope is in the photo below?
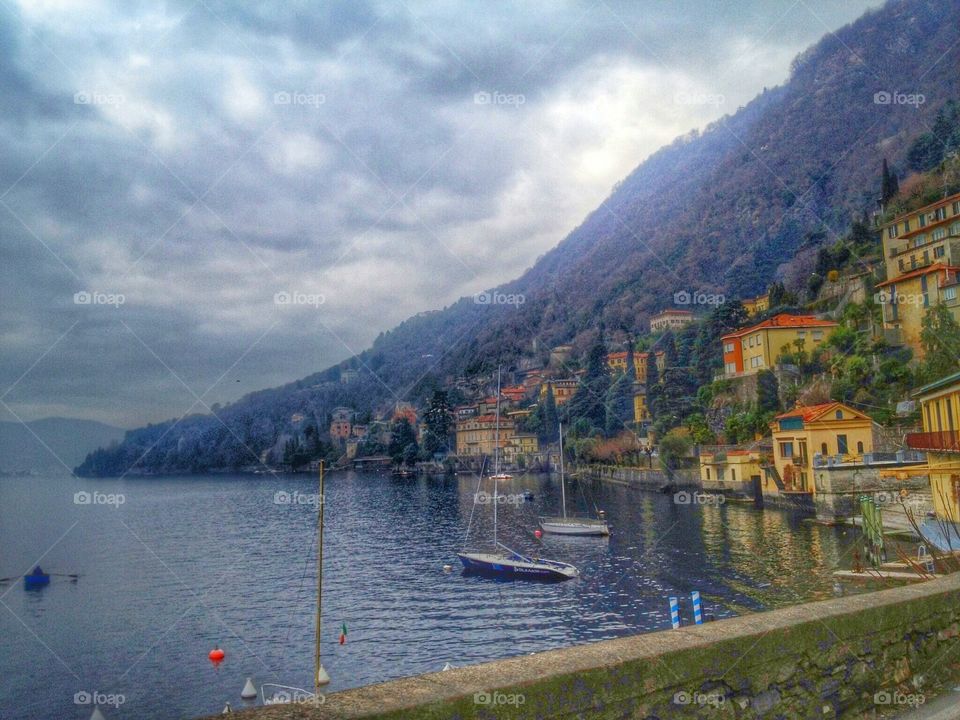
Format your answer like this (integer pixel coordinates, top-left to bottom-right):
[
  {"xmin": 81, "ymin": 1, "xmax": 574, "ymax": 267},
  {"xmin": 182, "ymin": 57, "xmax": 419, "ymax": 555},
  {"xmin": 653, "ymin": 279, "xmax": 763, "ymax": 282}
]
[
  {"xmin": 77, "ymin": 0, "xmax": 960, "ymax": 476},
  {"xmin": 0, "ymin": 418, "xmax": 125, "ymax": 474}
]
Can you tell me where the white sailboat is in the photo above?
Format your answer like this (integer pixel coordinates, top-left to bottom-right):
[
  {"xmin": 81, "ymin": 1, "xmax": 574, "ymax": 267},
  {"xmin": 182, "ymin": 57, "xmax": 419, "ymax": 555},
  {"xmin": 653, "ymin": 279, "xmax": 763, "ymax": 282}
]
[
  {"xmin": 539, "ymin": 422, "xmax": 610, "ymax": 536},
  {"xmin": 489, "ymin": 373, "xmax": 513, "ymax": 481}
]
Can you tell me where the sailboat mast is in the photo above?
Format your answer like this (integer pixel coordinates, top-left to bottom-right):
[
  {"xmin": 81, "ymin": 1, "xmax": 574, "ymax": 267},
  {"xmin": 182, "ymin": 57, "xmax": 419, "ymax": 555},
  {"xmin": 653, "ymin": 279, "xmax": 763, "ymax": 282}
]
[
  {"xmin": 559, "ymin": 421, "xmax": 567, "ymax": 520},
  {"xmin": 315, "ymin": 460, "xmax": 327, "ymax": 690},
  {"xmin": 493, "ymin": 366, "xmax": 501, "ymax": 548}
]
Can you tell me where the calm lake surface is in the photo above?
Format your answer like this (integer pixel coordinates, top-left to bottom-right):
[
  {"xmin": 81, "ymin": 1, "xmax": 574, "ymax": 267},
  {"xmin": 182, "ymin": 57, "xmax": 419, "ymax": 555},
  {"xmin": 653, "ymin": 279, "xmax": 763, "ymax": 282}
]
[{"xmin": 0, "ymin": 471, "xmax": 860, "ymax": 719}]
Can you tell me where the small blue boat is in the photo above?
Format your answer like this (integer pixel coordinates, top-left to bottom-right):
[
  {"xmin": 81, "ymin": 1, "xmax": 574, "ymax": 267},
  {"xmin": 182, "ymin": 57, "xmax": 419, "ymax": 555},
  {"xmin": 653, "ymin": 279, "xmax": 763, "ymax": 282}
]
[
  {"xmin": 458, "ymin": 548, "xmax": 578, "ymax": 581},
  {"xmin": 24, "ymin": 566, "xmax": 50, "ymax": 589}
]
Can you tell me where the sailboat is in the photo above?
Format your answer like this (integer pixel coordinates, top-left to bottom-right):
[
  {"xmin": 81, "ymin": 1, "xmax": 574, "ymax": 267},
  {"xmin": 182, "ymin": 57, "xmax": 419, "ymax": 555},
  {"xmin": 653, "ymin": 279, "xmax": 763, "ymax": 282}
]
[
  {"xmin": 457, "ymin": 369, "xmax": 578, "ymax": 581},
  {"xmin": 539, "ymin": 422, "xmax": 610, "ymax": 536}
]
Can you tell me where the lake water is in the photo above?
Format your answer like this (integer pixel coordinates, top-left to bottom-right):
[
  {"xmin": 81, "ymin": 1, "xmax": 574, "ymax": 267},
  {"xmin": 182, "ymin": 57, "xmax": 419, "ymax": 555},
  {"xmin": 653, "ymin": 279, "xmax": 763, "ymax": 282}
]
[{"xmin": 0, "ymin": 471, "xmax": 860, "ymax": 719}]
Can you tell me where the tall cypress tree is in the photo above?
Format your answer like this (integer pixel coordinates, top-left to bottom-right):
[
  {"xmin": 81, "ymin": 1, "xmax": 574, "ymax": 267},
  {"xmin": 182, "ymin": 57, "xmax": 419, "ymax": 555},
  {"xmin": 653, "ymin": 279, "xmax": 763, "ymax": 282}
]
[{"xmin": 568, "ymin": 339, "xmax": 610, "ymax": 433}]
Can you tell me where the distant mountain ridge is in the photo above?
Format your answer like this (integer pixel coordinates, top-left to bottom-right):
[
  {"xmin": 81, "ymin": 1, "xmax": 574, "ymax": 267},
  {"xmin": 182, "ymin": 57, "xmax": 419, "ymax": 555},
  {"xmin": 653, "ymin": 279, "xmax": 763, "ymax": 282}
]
[
  {"xmin": 0, "ymin": 418, "xmax": 125, "ymax": 474},
  {"xmin": 76, "ymin": 0, "xmax": 960, "ymax": 476}
]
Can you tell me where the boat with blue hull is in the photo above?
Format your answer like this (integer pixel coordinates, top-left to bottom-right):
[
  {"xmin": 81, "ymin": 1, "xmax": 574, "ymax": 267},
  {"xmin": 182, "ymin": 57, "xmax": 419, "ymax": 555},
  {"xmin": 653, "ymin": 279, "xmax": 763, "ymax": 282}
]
[{"xmin": 23, "ymin": 566, "xmax": 50, "ymax": 589}]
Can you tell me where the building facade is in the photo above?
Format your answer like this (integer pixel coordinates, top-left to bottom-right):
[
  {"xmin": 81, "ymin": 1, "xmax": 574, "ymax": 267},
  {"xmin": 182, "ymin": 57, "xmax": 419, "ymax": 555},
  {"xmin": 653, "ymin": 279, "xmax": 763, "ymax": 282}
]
[
  {"xmin": 455, "ymin": 415, "xmax": 516, "ymax": 457},
  {"xmin": 721, "ymin": 314, "xmax": 838, "ymax": 377},
  {"xmin": 699, "ymin": 449, "xmax": 763, "ymax": 487},
  {"xmin": 540, "ymin": 379, "xmax": 578, "ymax": 406},
  {"xmin": 770, "ymin": 402, "xmax": 875, "ymax": 495},
  {"xmin": 650, "ymin": 309, "xmax": 695, "ymax": 333},
  {"xmin": 907, "ymin": 371, "xmax": 960, "ymax": 523},
  {"xmin": 741, "ymin": 294, "xmax": 770, "ymax": 317}
]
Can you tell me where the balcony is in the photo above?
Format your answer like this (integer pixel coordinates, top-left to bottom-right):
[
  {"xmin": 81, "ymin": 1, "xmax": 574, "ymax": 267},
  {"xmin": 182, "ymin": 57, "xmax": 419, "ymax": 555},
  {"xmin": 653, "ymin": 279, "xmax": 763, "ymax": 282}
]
[{"xmin": 906, "ymin": 431, "xmax": 960, "ymax": 454}]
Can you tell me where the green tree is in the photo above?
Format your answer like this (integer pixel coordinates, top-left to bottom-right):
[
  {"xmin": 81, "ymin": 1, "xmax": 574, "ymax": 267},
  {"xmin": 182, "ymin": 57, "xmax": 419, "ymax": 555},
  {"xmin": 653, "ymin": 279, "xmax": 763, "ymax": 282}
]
[
  {"xmin": 388, "ymin": 418, "xmax": 418, "ymax": 464},
  {"xmin": 422, "ymin": 390, "xmax": 452, "ymax": 457},
  {"xmin": 605, "ymin": 371, "xmax": 635, "ymax": 436},
  {"xmin": 756, "ymin": 369, "xmax": 780, "ymax": 413},
  {"xmin": 567, "ymin": 338, "xmax": 610, "ymax": 433},
  {"xmin": 658, "ymin": 427, "xmax": 693, "ymax": 479},
  {"xmin": 919, "ymin": 304, "xmax": 960, "ymax": 383},
  {"xmin": 880, "ymin": 158, "xmax": 899, "ymax": 204},
  {"xmin": 907, "ymin": 133, "xmax": 943, "ymax": 173},
  {"xmin": 541, "ymin": 385, "xmax": 559, "ymax": 442}
]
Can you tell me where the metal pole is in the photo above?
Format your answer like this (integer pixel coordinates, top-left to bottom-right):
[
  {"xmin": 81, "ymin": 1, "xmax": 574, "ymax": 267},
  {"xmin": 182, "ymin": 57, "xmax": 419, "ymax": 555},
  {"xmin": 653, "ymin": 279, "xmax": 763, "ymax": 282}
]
[
  {"xmin": 315, "ymin": 460, "xmax": 329, "ymax": 689},
  {"xmin": 559, "ymin": 421, "xmax": 567, "ymax": 519},
  {"xmin": 493, "ymin": 367, "xmax": 500, "ymax": 548}
]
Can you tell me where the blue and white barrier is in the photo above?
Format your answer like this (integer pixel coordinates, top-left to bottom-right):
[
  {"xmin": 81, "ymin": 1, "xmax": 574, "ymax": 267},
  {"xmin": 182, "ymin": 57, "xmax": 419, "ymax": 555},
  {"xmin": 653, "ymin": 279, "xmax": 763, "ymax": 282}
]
[
  {"xmin": 669, "ymin": 596, "xmax": 680, "ymax": 629},
  {"xmin": 691, "ymin": 591, "xmax": 703, "ymax": 625}
]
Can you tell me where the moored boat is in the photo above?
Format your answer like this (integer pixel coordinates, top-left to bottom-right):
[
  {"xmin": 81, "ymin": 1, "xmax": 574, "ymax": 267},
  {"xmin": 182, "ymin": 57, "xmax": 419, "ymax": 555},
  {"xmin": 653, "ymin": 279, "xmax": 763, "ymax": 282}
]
[{"xmin": 539, "ymin": 422, "xmax": 610, "ymax": 536}]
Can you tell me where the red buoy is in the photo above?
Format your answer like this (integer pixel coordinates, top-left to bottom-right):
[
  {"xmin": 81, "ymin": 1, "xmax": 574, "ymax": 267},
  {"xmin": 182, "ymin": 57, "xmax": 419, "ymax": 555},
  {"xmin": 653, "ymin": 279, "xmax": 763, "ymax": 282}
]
[
  {"xmin": 209, "ymin": 647, "xmax": 225, "ymax": 663},
  {"xmin": 534, "ymin": 529, "xmax": 543, "ymax": 539}
]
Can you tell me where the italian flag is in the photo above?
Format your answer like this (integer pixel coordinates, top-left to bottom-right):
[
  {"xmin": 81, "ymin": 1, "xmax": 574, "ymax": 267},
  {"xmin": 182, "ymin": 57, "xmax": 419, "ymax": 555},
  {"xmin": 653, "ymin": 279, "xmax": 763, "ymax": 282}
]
[{"xmin": 339, "ymin": 623, "xmax": 347, "ymax": 645}]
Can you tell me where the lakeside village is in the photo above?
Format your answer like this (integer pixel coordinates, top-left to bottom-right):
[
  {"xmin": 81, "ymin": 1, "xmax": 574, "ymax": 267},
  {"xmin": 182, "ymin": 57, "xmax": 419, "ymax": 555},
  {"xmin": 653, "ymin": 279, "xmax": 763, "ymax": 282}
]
[{"xmin": 272, "ymin": 165, "xmax": 960, "ymax": 579}]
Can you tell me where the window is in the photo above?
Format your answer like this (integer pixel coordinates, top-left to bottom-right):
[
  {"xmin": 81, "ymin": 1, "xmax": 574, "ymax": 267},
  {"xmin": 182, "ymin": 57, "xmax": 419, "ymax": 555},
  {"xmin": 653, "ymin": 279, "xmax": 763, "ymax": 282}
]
[
  {"xmin": 936, "ymin": 246, "xmax": 945, "ymax": 259},
  {"xmin": 952, "ymin": 222, "xmax": 960, "ymax": 237},
  {"xmin": 904, "ymin": 219, "xmax": 911, "ymax": 232},
  {"xmin": 857, "ymin": 441, "xmax": 864, "ymax": 454},
  {"xmin": 920, "ymin": 214, "xmax": 927, "ymax": 228},
  {"xmin": 923, "ymin": 250, "xmax": 930, "ymax": 264},
  {"xmin": 899, "ymin": 259, "xmax": 905, "ymax": 272},
  {"xmin": 813, "ymin": 330, "xmax": 823, "ymax": 340},
  {"xmin": 915, "ymin": 234, "xmax": 927, "ymax": 247},
  {"xmin": 888, "ymin": 226, "xmax": 898, "ymax": 239},
  {"xmin": 953, "ymin": 201, "xmax": 960, "ymax": 215},
  {"xmin": 725, "ymin": 362, "xmax": 736, "ymax": 374},
  {"xmin": 837, "ymin": 435, "xmax": 849, "ymax": 454},
  {"xmin": 779, "ymin": 442, "xmax": 793, "ymax": 458},
  {"xmin": 936, "ymin": 402, "xmax": 943, "ymax": 431},
  {"xmin": 797, "ymin": 330, "xmax": 806, "ymax": 338},
  {"xmin": 933, "ymin": 228, "xmax": 947, "ymax": 241},
  {"xmin": 706, "ymin": 468, "xmax": 711, "ymax": 480},
  {"xmin": 724, "ymin": 342, "xmax": 734, "ymax": 353},
  {"xmin": 821, "ymin": 442, "xmax": 828, "ymax": 455},
  {"xmin": 835, "ymin": 410, "xmax": 843, "ymax": 419},
  {"xmin": 946, "ymin": 287, "xmax": 957, "ymax": 301},
  {"xmin": 731, "ymin": 469, "xmax": 736, "ymax": 481},
  {"xmin": 936, "ymin": 207, "xmax": 947, "ymax": 221}
]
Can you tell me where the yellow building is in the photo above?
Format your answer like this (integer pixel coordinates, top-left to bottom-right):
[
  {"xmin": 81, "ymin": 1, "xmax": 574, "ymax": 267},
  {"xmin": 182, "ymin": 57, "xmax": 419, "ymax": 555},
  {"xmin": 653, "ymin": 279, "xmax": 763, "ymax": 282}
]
[
  {"xmin": 633, "ymin": 351, "xmax": 666, "ymax": 384},
  {"xmin": 633, "ymin": 387, "xmax": 650, "ymax": 424},
  {"xmin": 699, "ymin": 449, "xmax": 763, "ymax": 486},
  {"xmin": 769, "ymin": 402, "xmax": 875, "ymax": 495},
  {"xmin": 649, "ymin": 309, "xmax": 695, "ymax": 333},
  {"xmin": 907, "ymin": 371, "xmax": 960, "ymax": 523},
  {"xmin": 504, "ymin": 433, "xmax": 539, "ymax": 463},
  {"xmin": 878, "ymin": 191, "xmax": 960, "ymax": 357},
  {"xmin": 455, "ymin": 414, "xmax": 515, "ymax": 457},
  {"xmin": 540, "ymin": 379, "xmax": 578, "ymax": 406},
  {"xmin": 741, "ymin": 293, "xmax": 770, "ymax": 317},
  {"xmin": 722, "ymin": 314, "xmax": 838, "ymax": 377}
]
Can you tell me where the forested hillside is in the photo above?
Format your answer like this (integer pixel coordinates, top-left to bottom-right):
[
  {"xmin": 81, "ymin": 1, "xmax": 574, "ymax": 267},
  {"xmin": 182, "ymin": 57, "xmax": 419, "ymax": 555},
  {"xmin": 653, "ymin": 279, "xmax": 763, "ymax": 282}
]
[{"xmin": 77, "ymin": 0, "xmax": 960, "ymax": 476}]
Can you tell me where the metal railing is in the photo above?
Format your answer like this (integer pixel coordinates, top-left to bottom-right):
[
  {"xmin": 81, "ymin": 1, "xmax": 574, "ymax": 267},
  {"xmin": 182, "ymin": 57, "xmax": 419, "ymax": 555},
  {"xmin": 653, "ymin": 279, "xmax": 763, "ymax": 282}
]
[{"xmin": 906, "ymin": 431, "xmax": 960, "ymax": 453}]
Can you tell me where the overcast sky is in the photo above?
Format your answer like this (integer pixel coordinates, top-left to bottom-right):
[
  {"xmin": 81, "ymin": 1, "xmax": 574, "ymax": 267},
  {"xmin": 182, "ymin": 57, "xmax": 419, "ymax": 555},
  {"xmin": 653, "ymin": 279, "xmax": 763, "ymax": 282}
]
[{"xmin": 0, "ymin": 0, "xmax": 882, "ymax": 428}]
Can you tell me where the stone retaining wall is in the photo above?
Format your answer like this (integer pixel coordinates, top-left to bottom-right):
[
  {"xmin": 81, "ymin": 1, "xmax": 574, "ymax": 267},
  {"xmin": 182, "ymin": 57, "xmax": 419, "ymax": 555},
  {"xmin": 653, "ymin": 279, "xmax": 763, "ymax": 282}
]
[
  {"xmin": 582, "ymin": 464, "xmax": 700, "ymax": 490},
  {"xmin": 211, "ymin": 573, "xmax": 960, "ymax": 720}
]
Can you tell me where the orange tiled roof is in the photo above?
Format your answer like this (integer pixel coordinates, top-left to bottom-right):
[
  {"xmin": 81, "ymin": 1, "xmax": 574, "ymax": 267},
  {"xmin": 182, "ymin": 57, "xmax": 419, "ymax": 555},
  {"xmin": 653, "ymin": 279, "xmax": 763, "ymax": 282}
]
[
  {"xmin": 773, "ymin": 402, "xmax": 874, "ymax": 424},
  {"xmin": 722, "ymin": 313, "xmax": 838, "ymax": 340},
  {"xmin": 875, "ymin": 263, "xmax": 960, "ymax": 288}
]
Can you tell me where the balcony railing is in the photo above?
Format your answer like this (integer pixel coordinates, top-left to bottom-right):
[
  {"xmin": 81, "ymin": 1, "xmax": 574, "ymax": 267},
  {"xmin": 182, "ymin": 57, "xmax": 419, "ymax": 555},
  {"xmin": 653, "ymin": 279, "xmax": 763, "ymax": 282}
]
[{"xmin": 906, "ymin": 430, "xmax": 960, "ymax": 453}]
